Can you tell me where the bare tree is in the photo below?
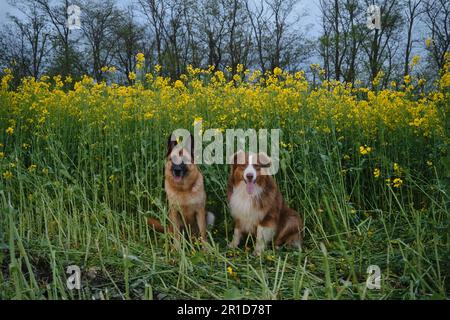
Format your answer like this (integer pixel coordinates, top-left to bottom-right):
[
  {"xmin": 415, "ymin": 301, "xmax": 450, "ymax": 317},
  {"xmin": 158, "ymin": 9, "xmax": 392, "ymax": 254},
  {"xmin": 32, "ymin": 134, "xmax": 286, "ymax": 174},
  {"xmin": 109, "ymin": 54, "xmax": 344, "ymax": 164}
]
[
  {"xmin": 112, "ymin": 7, "xmax": 146, "ymax": 84},
  {"xmin": 319, "ymin": 0, "xmax": 367, "ymax": 83},
  {"xmin": 33, "ymin": 0, "xmax": 83, "ymax": 77},
  {"xmin": 403, "ymin": 0, "xmax": 423, "ymax": 78},
  {"xmin": 195, "ymin": 0, "xmax": 227, "ymax": 69},
  {"xmin": 362, "ymin": 0, "xmax": 404, "ymax": 85},
  {"xmin": 245, "ymin": 0, "xmax": 268, "ymax": 72},
  {"xmin": 80, "ymin": 0, "xmax": 119, "ymax": 82},
  {"xmin": 137, "ymin": 0, "xmax": 167, "ymax": 67},
  {"xmin": 4, "ymin": 1, "xmax": 50, "ymax": 79},
  {"xmin": 422, "ymin": 0, "xmax": 450, "ymax": 72}
]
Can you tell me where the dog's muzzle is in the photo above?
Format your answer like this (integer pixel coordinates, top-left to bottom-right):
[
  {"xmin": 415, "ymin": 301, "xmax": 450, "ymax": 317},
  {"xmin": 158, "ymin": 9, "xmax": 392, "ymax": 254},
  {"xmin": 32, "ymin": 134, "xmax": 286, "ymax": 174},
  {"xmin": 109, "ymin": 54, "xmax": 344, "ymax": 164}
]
[{"xmin": 172, "ymin": 162, "xmax": 187, "ymax": 180}]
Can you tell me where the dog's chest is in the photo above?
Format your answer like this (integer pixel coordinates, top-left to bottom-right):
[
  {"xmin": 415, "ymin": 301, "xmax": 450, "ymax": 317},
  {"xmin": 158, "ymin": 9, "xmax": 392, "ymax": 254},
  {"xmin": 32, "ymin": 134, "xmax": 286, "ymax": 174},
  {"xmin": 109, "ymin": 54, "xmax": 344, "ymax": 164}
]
[
  {"xmin": 229, "ymin": 182, "xmax": 265, "ymax": 233},
  {"xmin": 166, "ymin": 186, "xmax": 205, "ymax": 207}
]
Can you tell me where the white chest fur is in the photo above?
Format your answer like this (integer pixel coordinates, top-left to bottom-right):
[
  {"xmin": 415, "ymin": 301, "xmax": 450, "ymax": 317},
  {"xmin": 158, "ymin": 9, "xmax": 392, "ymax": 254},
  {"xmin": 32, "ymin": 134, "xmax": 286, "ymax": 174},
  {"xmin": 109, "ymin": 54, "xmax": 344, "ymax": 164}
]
[{"xmin": 229, "ymin": 182, "xmax": 266, "ymax": 234}]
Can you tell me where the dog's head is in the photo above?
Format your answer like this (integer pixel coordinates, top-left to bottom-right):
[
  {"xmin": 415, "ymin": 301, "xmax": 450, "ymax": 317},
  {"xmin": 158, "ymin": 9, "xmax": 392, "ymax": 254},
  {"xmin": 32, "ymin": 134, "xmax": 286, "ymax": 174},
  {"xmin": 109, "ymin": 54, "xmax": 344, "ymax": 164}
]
[
  {"xmin": 230, "ymin": 151, "xmax": 272, "ymax": 195},
  {"xmin": 166, "ymin": 133, "xmax": 195, "ymax": 183}
]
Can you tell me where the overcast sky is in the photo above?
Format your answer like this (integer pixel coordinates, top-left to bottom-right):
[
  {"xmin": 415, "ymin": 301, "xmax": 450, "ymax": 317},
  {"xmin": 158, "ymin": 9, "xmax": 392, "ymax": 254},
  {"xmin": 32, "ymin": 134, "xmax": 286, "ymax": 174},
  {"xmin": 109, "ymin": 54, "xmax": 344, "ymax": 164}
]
[{"xmin": 0, "ymin": 0, "xmax": 322, "ymax": 34}]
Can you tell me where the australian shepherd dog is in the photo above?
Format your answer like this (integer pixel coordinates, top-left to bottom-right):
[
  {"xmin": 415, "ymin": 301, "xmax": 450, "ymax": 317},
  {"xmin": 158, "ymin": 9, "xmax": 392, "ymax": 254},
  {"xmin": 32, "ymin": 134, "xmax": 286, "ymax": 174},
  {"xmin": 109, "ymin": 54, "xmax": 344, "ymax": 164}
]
[{"xmin": 227, "ymin": 151, "xmax": 303, "ymax": 255}]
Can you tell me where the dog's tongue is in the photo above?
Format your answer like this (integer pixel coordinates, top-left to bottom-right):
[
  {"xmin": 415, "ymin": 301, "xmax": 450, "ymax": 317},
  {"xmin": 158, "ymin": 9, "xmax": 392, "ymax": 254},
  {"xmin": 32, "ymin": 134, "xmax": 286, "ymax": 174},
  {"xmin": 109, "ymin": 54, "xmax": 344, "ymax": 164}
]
[
  {"xmin": 174, "ymin": 176, "xmax": 182, "ymax": 182},
  {"xmin": 246, "ymin": 181, "xmax": 255, "ymax": 194}
]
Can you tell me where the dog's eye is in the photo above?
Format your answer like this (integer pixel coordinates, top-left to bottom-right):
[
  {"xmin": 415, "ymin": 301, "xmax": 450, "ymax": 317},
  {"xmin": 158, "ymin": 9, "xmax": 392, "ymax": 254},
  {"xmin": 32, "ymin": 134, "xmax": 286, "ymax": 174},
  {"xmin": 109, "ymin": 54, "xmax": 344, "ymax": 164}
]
[
  {"xmin": 171, "ymin": 156, "xmax": 182, "ymax": 164},
  {"xmin": 182, "ymin": 156, "xmax": 191, "ymax": 164}
]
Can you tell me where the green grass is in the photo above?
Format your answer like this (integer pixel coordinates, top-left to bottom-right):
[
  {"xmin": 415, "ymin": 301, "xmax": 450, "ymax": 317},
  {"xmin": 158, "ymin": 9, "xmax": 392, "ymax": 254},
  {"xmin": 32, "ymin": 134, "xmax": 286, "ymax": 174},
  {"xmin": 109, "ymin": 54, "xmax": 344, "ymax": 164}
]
[
  {"xmin": 0, "ymin": 77, "xmax": 449, "ymax": 300},
  {"xmin": 1, "ymin": 124, "xmax": 448, "ymax": 300}
]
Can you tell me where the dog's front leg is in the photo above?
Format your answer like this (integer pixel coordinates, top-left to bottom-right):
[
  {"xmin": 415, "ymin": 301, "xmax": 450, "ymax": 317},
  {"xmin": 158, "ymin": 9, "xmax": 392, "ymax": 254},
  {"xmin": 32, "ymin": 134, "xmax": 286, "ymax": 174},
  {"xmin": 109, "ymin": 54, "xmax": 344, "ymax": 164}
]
[
  {"xmin": 169, "ymin": 207, "xmax": 182, "ymax": 250},
  {"xmin": 228, "ymin": 225, "xmax": 242, "ymax": 248},
  {"xmin": 255, "ymin": 225, "xmax": 275, "ymax": 256},
  {"xmin": 196, "ymin": 208, "xmax": 207, "ymax": 244}
]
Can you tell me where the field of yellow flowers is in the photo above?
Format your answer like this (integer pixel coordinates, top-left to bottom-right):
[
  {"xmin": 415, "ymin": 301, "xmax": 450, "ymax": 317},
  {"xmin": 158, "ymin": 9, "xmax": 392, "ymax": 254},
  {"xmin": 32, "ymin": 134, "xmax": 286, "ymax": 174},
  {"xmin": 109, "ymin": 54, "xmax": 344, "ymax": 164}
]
[{"xmin": 0, "ymin": 54, "xmax": 449, "ymax": 299}]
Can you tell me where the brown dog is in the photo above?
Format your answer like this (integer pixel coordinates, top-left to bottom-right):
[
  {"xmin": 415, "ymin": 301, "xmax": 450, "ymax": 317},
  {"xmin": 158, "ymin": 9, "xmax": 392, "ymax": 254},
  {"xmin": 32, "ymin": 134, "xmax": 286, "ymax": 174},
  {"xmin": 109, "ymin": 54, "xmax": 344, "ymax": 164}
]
[
  {"xmin": 148, "ymin": 134, "xmax": 214, "ymax": 246},
  {"xmin": 227, "ymin": 151, "xmax": 303, "ymax": 255}
]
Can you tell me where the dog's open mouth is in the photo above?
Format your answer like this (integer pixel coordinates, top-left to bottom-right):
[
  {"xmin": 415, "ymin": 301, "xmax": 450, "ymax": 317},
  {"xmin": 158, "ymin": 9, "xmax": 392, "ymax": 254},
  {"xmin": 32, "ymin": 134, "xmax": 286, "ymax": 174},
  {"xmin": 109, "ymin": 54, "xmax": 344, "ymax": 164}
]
[
  {"xmin": 245, "ymin": 180, "xmax": 255, "ymax": 194},
  {"xmin": 173, "ymin": 175, "xmax": 183, "ymax": 182}
]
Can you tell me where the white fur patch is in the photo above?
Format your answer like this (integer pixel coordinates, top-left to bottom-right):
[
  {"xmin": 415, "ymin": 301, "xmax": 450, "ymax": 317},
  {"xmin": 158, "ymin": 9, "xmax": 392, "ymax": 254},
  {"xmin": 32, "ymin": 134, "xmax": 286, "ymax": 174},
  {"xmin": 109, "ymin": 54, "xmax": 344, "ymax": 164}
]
[
  {"xmin": 206, "ymin": 211, "xmax": 215, "ymax": 227},
  {"xmin": 255, "ymin": 225, "xmax": 275, "ymax": 254},
  {"xmin": 243, "ymin": 155, "xmax": 257, "ymax": 182},
  {"xmin": 229, "ymin": 228, "xmax": 242, "ymax": 248},
  {"xmin": 229, "ymin": 181, "xmax": 265, "ymax": 234}
]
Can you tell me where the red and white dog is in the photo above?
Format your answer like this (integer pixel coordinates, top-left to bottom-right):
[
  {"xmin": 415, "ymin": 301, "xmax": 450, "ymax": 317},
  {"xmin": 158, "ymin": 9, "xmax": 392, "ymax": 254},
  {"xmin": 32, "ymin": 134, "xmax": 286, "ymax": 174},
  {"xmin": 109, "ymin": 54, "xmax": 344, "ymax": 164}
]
[{"xmin": 227, "ymin": 151, "xmax": 303, "ymax": 255}]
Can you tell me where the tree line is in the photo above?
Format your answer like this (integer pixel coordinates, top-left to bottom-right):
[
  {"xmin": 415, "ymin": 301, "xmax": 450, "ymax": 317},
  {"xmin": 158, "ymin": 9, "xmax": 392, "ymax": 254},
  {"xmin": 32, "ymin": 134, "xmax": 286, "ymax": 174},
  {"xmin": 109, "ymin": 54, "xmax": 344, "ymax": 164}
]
[{"xmin": 0, "ymin": 0, "xmax": 449, "ymax": 88}]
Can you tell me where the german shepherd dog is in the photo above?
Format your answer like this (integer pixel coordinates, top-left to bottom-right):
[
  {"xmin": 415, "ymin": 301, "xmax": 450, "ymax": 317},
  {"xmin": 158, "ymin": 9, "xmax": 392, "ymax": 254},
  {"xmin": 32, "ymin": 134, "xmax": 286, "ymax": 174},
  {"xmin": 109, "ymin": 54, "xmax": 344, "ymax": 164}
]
[
  {"xmin": 227, "ymin": 151, "xmax": 303, "ymax": 255},
  {"xmin": 148, "ymin": 134, "xmax": 214, "ymax": 247}
]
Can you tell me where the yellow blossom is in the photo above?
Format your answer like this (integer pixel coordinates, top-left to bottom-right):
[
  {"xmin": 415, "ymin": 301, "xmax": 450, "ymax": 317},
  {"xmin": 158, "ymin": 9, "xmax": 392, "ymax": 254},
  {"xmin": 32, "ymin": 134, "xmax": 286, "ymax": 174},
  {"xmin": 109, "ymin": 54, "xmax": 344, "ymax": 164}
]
[
  {"xmin": 227, "ymin": 266, "xmax": 237, "ymax": 277},
  {"xmin": 273, "ymin": 67, "xmax": 282, "ymax": 76},
  {"xmin": 359, "ymin": 145, "xmax": 372, "ymax": 155},
  {"xmin": 2, "ymin": 170, "xmax": 13, "ymax": 179},
  {"xmin": 373, "ymin": 168, "xmax": 381, "ymax": 178},
  {"xmin": 136, "ymin": 53, "xmax": 145, "ymax": 70},
  {"xmin": 393, "ymin": 178, "xmax": 403, "ymax": 188},
  {"xmin": 174, "ymin": 80, "xmax": 185, "ymax": 90},
  {"xmin": 128, "ymin": 72, "xmax": 136, "ymax": 81}
]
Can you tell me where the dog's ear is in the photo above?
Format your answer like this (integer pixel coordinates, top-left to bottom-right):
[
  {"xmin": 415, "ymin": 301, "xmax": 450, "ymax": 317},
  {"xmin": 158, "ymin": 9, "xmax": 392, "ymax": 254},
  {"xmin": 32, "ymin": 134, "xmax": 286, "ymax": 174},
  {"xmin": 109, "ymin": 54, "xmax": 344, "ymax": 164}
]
[
  {"xmin": 229, "ymin": 150, "xmax": 246, "ymax": 171},
  {"xmin": 167, "ymin": 134, "xmax": 178, "ymax": 158},
  {"xmin": 257, "ymin": 152, "xmax": 271, "ymax": 168},
  {"xmin": 187, "ymin": 133, "xmax": 194, "ymax": 162}
]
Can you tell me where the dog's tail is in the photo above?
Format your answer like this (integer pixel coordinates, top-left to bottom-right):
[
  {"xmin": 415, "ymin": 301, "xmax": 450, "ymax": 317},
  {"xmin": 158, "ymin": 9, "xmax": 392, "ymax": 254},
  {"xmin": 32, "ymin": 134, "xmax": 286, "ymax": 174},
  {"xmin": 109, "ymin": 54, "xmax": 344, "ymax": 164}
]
[
  {"xmin": 207, "ymin": 211, "xmax": 215, "ymax": 228},
  {"xmin": 147, "ymin": 218, "xmax": 167, "ymax": 233}
]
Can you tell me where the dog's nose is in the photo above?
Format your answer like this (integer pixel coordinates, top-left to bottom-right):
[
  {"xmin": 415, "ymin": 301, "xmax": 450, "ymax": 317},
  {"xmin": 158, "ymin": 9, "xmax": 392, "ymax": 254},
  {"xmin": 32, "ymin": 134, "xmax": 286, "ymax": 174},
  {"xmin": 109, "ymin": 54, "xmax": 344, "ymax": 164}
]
[{"xmin": 245, "ymin": 173, "xmax": 254, "ymax": 181}]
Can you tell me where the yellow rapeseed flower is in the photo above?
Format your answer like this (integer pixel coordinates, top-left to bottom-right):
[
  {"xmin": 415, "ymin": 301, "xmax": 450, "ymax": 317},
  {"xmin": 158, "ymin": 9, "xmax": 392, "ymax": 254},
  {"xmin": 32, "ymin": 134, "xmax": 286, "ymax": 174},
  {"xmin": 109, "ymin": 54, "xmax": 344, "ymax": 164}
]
[
  {"xmin": 393, "ymin": 178, "xmax": 403, "ymax": 188},
  {"xmin": 174, "ymin": 80, "xmax": 185, "ymax": 90},
  {"xmin": 273, "ymin": 67, "xmax": 282, "ymax": 76},
  {"xmin": 2, "ymin": 170, "xmax": 13, "ymax": 179},
  {"xmin": 6, "ymin": 127, "xmax": 14, "ymax": 135},
  {"xmin": 128, "ymin": 72, "xmax": 136, "ymax": 81},
  {"xmin": 227, "ymin": 266, "xmax": 237, "ymax": 277},
  {"xmin": 410, "ymin": 55, "xmax": 421, "ymax": 68},
  {"xmin": 393, "ymin": 163, "xmax": 402, "ymax": 175},
  {"xmin": 373, "ymin": 168, "xmax": 380, "ymax": 178},
  {"xmin": 359, "ymin": 145, "xmax": 372, "ymax": 155},
  {"xmin": 136, "ymin": 53, "xmax": 145, "ymax": 70}
]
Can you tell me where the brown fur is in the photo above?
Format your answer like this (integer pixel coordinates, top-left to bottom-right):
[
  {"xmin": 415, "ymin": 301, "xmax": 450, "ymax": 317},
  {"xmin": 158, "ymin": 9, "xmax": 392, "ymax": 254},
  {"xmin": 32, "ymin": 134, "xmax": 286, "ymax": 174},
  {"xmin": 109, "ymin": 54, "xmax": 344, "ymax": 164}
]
[
  {"xmin": 227, "ymin": 152, "xmax": 303, "ymax": 254},
  {"xmin": 147, "ymin": 136, "xmax": 208, "ymax": 246}
]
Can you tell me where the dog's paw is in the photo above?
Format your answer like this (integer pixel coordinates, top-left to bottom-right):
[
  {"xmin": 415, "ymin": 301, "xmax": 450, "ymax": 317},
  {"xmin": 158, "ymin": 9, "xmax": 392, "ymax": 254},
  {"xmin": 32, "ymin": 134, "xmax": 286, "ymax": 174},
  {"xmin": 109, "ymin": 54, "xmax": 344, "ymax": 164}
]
[
  {"xmin": 228, "ymin": 242, "xmax": 238, "ymax": 249},
  {"xmin": 254, "ymin": 249, "xmax": 263, "ymax": 256}
]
